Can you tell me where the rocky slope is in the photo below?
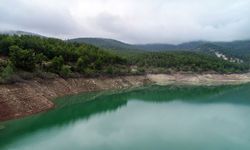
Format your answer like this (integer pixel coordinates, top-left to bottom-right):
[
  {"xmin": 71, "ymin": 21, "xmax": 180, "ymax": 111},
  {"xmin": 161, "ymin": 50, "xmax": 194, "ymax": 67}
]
[
  {"xmin": 0, "ymin": 76, "xmax": 150, "ymax": 121},
  {"xmin": 1, "ymin": 73, "xmax": 250, "ymax": 121}
]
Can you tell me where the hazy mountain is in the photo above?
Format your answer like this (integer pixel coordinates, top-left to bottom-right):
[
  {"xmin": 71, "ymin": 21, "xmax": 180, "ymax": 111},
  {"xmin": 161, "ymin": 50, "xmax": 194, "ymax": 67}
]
[
  {"xmin": 68, "ymin": 38, "xmax": 207, "ymax": 52},
  {"xmin": 69, "ymin": 37, "xmax": 250, "ymax": 63},
  {"xmin": 134, "ymin": 44, "xmax": 176, "ymax": 51},
  {"xmin": 213, "ymin": 40, "xmax": 250, "ymax": 58},
  {"xmin": 0, "ymin": 30, "xmax": 43, "ymax": 37},
  {"xmin": 68, "ymin": 38, "xmax": 144, "ymax": 51},
  {"xmin": 69, "ymin": 37, "xmax": 250, "ymax": 53},
  {"xmin": 2, "ymin": 31, "xmax": 250, "ymax": 61}
]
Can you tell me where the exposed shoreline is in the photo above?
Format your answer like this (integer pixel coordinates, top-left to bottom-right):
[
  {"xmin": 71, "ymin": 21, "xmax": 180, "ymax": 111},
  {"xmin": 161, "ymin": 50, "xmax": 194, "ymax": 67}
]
[
  {"xmin": 147, "ymin": 73, "xmax": 250, "ymax": 85},
  {"xmin": 1, "ymin": 73, "xmax": 250, "ymax": 121}
]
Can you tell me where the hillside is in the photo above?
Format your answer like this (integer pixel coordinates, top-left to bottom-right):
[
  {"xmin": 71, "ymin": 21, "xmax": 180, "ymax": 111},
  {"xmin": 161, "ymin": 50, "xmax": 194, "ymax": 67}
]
[
  {"xmin": 4, "ymin": 31, "xmax": 250, "ymax": 59},
  {"xmin": 68, "ymin": 38, "xmax": 184, "ymax": 52},
  {"xmin": 0, "ymin": 33, "xmax": 249, "ymax": 85},
  {"xmin": 134, "ymin": 41, "xmax": 207, "ymax": 51},
  {"xmin": 0, "ymin": 34, "xmax": 127, "ymax": 83},
  {"xmin": 68, "ymin": 38, "xmax": 144, "ymax": 52},
  {"xmin": 69, "ymin": 37, "xmax": 250, "ymax": 62},
  {"xmin": 0, "ymin": 30, "xmax": 43, "ymax": 37}
]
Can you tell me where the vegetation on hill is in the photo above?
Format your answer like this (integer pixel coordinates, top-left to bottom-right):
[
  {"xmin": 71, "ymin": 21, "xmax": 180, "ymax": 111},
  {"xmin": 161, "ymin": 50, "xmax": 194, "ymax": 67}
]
[
  {"xmin": 0, "ymin": 34, "xmax": 249, "ymax": 83},
  {"xmin": 129, "ymin": 52, "xmax": 249, "ymax": 74},
  {"xmin": 69, "ymin": 38, "xmax": 132, "ymax": 49},
  {"xmin": 0, "ymin": 35, "xmax": 126, "ymax": 83},
  {"xmin": 68, "ymin": 38, "xmax": 204, "ymax": 52},
  {"xmin": 212, "ymin": 41, "xmax": 250, "ymax": 62},
  {"xmin": 70, "ymin": 38, "xmax": 250, "ymax": 62}
]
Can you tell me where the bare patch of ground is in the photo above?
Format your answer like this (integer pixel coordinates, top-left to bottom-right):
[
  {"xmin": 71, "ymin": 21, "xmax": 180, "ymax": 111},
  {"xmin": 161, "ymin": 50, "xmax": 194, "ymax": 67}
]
[{"xmin": 147, "ymin": 73, "xmax": 250, "ymax": 85}]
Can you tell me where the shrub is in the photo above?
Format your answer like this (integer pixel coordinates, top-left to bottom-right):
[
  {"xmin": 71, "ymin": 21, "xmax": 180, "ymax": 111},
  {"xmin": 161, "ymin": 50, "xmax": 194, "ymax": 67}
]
[
  {"xmin": 35, "ymin": 71, "xmax": 57, "ymax": 79},
  {"xmin": 9, "ymin": 46, "xmax": 36, "ymax": 71},
  {"xmin": 106, "ymin": 66, "xmax": 114, "ymax": 75},
  {"xmin": 50, "ymin": 56, "xmax": 64, "ymax": 73},
  {"xmin": 0, "ymin": 62, "xmax": 23, "ymax": 84},
  {"xmin": 105, "ymin": 66, "xmax": 121, "ymax": 75},
  {"xmin": 59, "ymin": 65, "xmax": 72, "ymax": 77},
  {"xmin": 76, "ymin": 56, "xmax": 89, "ymax": 73},
  {"xmin": 1, "ymin": 61, "xmax": 15, "ymax": 80},
  {"xmin": 84, "ymin": 68, "xmax": 100, "ymax": 77},
  {"xmin": 17, "ymin": 71, "xmax": 35, "ymax": 80}
]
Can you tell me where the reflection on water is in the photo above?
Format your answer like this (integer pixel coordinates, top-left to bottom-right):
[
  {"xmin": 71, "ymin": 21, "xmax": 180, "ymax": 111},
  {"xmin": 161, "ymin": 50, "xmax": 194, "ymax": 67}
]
[{"xmin": 1, "ymin": 84, "xmax": 250, "ymax": 150}]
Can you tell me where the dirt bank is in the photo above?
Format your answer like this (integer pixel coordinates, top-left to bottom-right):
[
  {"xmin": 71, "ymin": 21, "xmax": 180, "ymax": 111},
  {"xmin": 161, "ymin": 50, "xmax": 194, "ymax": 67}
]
[
  {"xmin": 1, "ymin": 73, "xmax": 250, "ymax": 121},
  {"xmin": 148, "ymin": 73, "xmax": 250, "ymax": 85},
  {"xmin": 0, "ymin": 76, "xmax": 150, "ymax": 121}
]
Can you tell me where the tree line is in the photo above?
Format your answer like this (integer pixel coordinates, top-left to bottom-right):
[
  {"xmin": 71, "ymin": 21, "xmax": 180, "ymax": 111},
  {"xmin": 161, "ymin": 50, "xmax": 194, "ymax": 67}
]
[
  {"xmin": 128, "ymin": 52, "xmax": 249, "ymax": 73},
  {"xmin": 0, "ymin": 34, "xmax": 249, "ymax": 83},
  {"xmin": 0, "ymin": 35, "xmax": 126, "ymax": 83}
]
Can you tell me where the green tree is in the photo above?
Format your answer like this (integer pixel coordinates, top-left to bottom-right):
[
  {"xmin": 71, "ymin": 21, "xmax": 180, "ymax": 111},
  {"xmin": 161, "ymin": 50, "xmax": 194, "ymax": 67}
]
[
  {"xmin": 35, "ymin": 53, "xmax": 47, "ymax": 69},
  {"xmin": 50, "ymin": 56, "xmax": 64, "ymax": 73},
  {"xmin": 1, "ymin": 61, "xmax": 15, "ymax": 80},
  {"xmin": 9, "ymin": 46, "xmax": 36, "ymax": 71},
  {"xmin": 0, "ymin": 36, "xmax": 14, "ymax": 55},
  {"xmin": 76, "ymin": 56, "xmax": 90, "ymax": 73},
  {"xmin": 59, "ymin": 65, "xmax": 71, "ymax": 77}
]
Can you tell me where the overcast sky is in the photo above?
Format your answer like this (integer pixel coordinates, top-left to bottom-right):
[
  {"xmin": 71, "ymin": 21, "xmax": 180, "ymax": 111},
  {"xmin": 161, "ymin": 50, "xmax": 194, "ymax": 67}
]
[{"xmin": 0, "ymin": 0, "xmax": 250, "ymax": 44}]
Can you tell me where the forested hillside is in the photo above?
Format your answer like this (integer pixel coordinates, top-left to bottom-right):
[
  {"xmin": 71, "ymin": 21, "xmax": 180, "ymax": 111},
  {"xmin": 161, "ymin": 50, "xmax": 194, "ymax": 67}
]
[
  {"xmin": 68, "ymin": 38, "xmax": 144, "ymax": 53},
  {"xmin": 68, "ymin": 38, "xmax": 205, "ymax": 52},
  {"xmin": 0, "ymin": 35, "xmax": 126, "ymax": 83},
  {"xmin": 129, "ymin": 52, "xmax": 249, "ymax": 74},
  {"xmin": 70, "ymin": 38, "xmax": 250, "ymax": 62},
  {"xmin": 0, "ymin": 34, "xmax": 249, "ymax": 84}
]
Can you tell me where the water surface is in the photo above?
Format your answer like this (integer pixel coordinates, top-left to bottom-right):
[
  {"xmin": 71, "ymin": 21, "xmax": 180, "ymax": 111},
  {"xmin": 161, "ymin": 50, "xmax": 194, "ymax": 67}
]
[{"xmin": 1, "ymin": 84, "xmax": 250, "ymax": 150}]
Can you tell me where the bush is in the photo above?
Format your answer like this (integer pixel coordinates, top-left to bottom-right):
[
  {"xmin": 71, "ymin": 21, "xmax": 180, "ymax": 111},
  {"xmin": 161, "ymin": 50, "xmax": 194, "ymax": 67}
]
[
  {"xmin": 17, "ymin": 71, "xmax": 35, "ymax": 80},
  {"xmin": 9, "ymin": 46, "xmax": 37, "ymax": 71},
  {"xmin": 76, "ymin": 57, "xmax": 87, "ymax": 73},
  {"xmin": 1, "ymin": 61, "xmax": 15, "ymax": 80},
  {"xmin": 84, "ymin": 68, "xmax": 95, "ymax": 76},
  {"xmin": 105, "ymin": 66, "xmax": 121, "ymax": 75},
  {"xmin": 106, "ymin": 66, "xmax": 114, "ymax": 75},
  {"xmin": 0, "ymin": 62, "xmax": 23, "ymax": 84},
  {"xmin": 59, "ymin": 65, "xmax": 72, "ymax": 77},
  {"xmin": 35, "ymin": 71, "xmax": 57, "ymax": 79},
  {"xmin": 0, "ymin": 59, "xmax": 8, "ymax": 68},
  {"xmin": 50, "ymin": 56, "xmax": 64, "ymax": 73},
  {"xmin": 35, "ymin": 53, "xmax": 47, "ymax": 69},
  {"xmin": 138, "ymin": 67, "xmax": 146, "ymax": 73}
]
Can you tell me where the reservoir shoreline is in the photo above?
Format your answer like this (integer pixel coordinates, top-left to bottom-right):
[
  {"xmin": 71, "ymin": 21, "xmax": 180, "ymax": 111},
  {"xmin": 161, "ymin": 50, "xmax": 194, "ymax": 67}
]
[{"xmin": 1, "ymin": 73, "xmax": 250, "ymax": 121}]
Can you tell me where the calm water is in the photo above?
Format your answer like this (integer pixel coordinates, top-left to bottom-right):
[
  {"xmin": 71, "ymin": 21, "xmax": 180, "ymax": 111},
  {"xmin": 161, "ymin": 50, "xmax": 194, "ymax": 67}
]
[{"xmin": 1, "ymin": 84, "xmax": 250, "ymax": 150}]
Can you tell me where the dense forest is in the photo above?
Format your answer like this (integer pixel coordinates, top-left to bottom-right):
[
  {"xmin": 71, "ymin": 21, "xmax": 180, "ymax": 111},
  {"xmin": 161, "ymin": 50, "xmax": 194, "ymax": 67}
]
[
  {"xmin": 71, "ymin": 38, "xmax": 250, "ymax": 64},
  {"xmin": 0, "ymin": 34, "xmax": 249, "ymax": 83},
  {"xmin": 128, "ymin": 52, "xmax": 249, "ymax": 74},
  {"xmin": 0, "ymin": 35, "xmax": 126, "ymax": 83}
]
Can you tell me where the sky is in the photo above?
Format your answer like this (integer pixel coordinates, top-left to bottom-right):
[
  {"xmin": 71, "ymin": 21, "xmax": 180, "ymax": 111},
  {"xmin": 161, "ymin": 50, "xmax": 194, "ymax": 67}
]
[{"xmin": 0, "ymin": 0, "xmax": 250, "ymax": 44}]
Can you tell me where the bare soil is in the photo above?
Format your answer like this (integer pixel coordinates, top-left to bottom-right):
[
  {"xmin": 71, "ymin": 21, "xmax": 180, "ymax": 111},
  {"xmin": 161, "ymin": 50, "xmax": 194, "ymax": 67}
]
[{"xmin": 1, "ymin": 73, "xmax": 250, "ymax": 121}]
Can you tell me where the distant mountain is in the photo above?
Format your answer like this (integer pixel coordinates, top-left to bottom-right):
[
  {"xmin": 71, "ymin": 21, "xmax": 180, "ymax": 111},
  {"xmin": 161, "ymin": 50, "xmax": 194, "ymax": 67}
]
[
  {"xmin": 69, "ymin": 37, "xmax": 250, "ymax": 62},
  {"xmin": 135, "ymin": 41, "xmax": 207, "ymax": 51},
  {"xmin": 0, "ymin": 30, "xmax": 43, "ymax": 37},
  {"xmin": 2, "ymin": 31, "xmax": 250, "ymax": 61},
  {"xmin": 215, "ymin": 40, "xmax": 250, "ymax": 51},
  {"xmin": 68, "ymin": 38, "xmax": 209, "ymax": 52},
  {"xmin": 213, "ymin": 40, "xmax": 250, "ymax": 58},
  {"xmin": 134, "ymin": 43, "xmax": 176, "ymax": 51},
  {"xmin": 68, "ymin": 38, "xmax": 144, "ymax": 52}
]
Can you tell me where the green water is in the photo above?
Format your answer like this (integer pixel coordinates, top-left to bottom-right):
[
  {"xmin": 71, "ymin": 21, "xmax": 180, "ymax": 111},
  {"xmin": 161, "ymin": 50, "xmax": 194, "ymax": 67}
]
[{"xmin": 1, "ymin": 84, "xmax": 250, "ymax": 150}]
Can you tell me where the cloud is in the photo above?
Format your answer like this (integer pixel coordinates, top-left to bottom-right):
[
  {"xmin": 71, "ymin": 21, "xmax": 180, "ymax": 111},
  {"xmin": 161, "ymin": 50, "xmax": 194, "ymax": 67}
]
[
  {"xmin": 0, "ymin": 0, "xmax": 78, "ymax": 37},
  {"xmin": 0, "ymin": 0, "xmax": 250, "ymax": 43}
]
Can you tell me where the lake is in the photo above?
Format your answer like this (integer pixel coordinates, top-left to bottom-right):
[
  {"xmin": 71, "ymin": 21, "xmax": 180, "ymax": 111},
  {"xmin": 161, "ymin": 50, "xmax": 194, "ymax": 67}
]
[{"xmin": 1, "ymin": 84, "xmax": 250, "ymax": 150}]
